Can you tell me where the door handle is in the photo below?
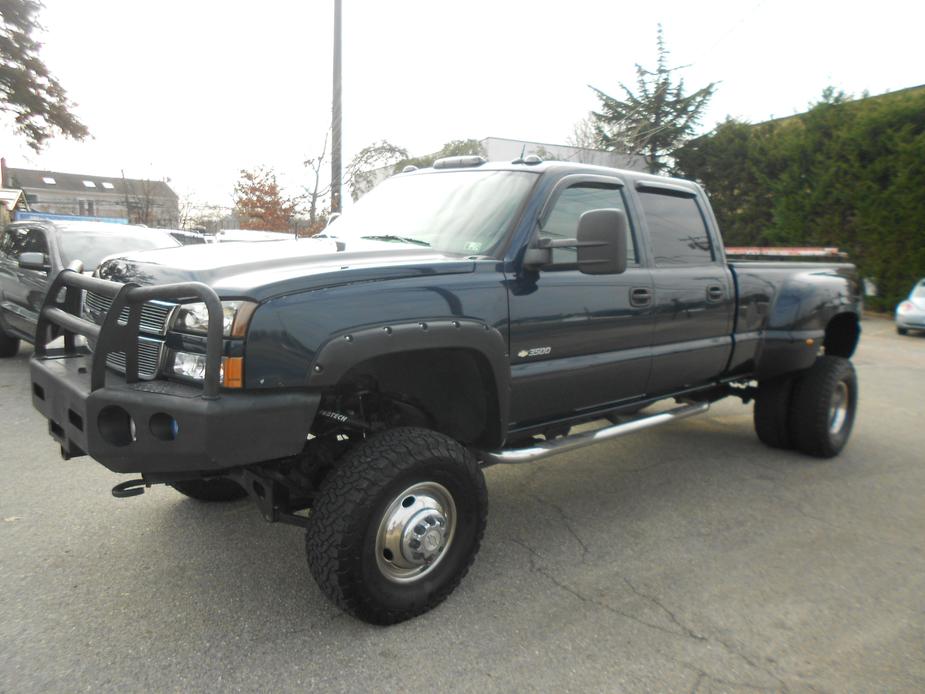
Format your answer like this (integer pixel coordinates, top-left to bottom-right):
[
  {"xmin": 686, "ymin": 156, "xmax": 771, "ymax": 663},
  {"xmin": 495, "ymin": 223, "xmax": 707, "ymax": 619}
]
[
  {"xmin": 706, "ymin": 285, "xmax": 724, "ymax": 302},
  {"xmin": 630, "ymin": 287, "xmax": 652, "ymax": 307}
]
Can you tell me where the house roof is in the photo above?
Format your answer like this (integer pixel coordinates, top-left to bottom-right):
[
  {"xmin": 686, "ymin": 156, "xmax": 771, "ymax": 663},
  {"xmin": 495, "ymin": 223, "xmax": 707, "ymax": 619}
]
[
  {"xmin": 4, "ymin": 167, "xmax": 177, "ymax": 200},
  {"xmin": 0, "ymin": 188, "xmax": 25, "ymax": 211}
]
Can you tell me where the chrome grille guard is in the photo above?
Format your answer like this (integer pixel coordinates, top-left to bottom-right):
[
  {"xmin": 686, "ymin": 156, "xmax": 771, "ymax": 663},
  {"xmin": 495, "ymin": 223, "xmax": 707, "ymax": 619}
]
[{"xmin": 34, "ymin": 269, "xmax": 225, "ymax": 399}]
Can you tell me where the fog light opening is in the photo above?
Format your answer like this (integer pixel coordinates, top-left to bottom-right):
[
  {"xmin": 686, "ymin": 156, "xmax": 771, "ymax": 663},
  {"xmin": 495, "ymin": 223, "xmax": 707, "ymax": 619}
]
[
  {"xmin": 98, "ymin": 406, "xmax": 135, "ymax": 447},
  {"xmin": 149, "ymin": 412, "xmax": 178, "ymax": 442}
]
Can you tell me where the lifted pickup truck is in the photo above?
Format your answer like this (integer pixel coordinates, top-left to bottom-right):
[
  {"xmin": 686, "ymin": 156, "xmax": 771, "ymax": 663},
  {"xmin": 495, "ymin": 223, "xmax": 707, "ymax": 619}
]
[{"xmin": 29, "ymin": 158, "xmax": 861, "ymax": 624}]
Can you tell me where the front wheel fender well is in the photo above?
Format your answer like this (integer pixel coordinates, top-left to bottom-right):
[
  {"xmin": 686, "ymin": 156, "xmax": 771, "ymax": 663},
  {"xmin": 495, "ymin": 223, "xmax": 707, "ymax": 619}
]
[{"xmin": 307, "ymin": 319, "xmax": 510, "ymax": 446}]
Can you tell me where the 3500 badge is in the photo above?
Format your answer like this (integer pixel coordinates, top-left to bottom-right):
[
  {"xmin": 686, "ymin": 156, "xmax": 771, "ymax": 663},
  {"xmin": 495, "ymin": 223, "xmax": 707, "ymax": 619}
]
[{"xmin": 517, "ymin": 346, "xmax": 552, "ymax": 358}]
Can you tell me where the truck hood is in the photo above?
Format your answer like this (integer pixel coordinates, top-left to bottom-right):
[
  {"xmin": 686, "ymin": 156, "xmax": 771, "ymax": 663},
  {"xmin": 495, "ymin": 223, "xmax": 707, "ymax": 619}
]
[{"xmin": 95, "ymin": 237, "xmax": 477, "ymax": 301}]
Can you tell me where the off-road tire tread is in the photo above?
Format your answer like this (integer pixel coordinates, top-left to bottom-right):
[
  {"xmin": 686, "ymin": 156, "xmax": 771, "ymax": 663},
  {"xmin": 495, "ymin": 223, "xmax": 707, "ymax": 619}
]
[
  {"xmin": 306, "ymin": 427, "xmax": 487, "ymax": 625},
  {"xmin": 789, "ymin": 356, "xmax": 857, "ymax": 458},
  {"xmin": 170, "ymin": 478, "xmax": 247, "ymax": 502},
  {"xmin": 754, "ymin": 375, "xmax": 795, "ymax": 449}
]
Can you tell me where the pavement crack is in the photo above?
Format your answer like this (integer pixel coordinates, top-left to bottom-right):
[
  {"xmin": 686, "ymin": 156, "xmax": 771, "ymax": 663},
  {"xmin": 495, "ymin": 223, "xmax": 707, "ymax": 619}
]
[
  {"xmin": 683, "ymin": 664, "xmax": 781, "ymax": 693},
  {"xmin": 505, "ymin": 536, "xmax": 696, "ymax": 641},
  {"xmin": 621, "ymin": 576, "xmax": 707, "ymax": 641},
  {"xmin": 708, "ymin": 635, "xmax": 790, "ymax": 692},
  {"xmin": 530, "ymin": 493, "xmax": 589, "ymax": 562}
]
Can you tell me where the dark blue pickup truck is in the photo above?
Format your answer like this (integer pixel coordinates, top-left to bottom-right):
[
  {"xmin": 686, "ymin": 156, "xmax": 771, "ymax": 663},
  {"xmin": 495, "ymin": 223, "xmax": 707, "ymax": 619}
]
[{"xmin": 28, "ymin": 157, "xmax": 861, "ymax": 624}]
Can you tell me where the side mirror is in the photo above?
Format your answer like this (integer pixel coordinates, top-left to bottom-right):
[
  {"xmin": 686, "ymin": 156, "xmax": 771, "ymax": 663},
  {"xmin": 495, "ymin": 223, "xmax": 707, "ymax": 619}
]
[
  {"xmin": 576, "ymin": 208, "xmax": 628, "ymax": 275},
  {"xmin": 19, "ymin": 252, "xmax": 50, "ymax": 272}
]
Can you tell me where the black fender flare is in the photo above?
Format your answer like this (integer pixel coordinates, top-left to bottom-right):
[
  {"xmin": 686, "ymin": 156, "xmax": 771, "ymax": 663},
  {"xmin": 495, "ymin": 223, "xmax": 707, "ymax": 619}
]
[{"xmin": 306, "ymin": 318, "xmax": 510, "ymax": 438}]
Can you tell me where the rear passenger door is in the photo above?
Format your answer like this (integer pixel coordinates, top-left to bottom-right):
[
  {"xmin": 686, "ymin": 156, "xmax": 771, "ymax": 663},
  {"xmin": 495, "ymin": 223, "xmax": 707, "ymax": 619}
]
[{"xmin": 634, "ymin": 183, "xmax": 734, "ymax": 394}]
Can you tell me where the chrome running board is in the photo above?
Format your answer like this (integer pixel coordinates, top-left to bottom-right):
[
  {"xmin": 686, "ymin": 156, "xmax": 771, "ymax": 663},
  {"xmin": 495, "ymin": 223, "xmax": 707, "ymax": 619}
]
[{"xmin": 479, "ymin": 401, "xmax": 710, "ymax": 466}]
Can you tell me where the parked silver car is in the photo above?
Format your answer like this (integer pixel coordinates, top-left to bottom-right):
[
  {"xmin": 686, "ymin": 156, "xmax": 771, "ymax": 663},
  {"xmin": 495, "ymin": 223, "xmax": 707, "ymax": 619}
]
[{"xmin": 895, "ymin": 279, "xmax": 925, "ymax": 335}]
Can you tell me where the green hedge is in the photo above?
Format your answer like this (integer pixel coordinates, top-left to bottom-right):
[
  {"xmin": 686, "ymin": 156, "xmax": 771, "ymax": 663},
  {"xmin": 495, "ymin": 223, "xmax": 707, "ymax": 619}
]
[{"xmin": 674, "ymin": 88, "xmax": 925, "ymax": 310}]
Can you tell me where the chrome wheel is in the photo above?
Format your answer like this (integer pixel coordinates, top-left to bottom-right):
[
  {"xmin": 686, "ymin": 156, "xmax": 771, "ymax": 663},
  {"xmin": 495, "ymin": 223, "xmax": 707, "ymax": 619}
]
[
  {"xmin": 828, "ymin": 381, "xmax": 849, "ymax": 435},
  {"xmin": 375, "ymin": 481, "xmax": 457, "ymax": 583}
]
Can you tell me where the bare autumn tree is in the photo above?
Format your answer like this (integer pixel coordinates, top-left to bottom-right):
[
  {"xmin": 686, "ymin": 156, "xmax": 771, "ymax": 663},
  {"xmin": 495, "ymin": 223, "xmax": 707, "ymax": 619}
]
[
  {"xmin": 566, "ymin": 115, "xmax": 602, "ymax": 163},
  {"xmin": 232, "ymin": 167, "xmax": 299, "ymax": 232},
  {"xmin": 345, "ymin": 140, "xmax": 408, "ymax": 201},
  {"xmin": 0, "ymin": 0, "xmax": 88, "ymax": 151},
  {"xmin": 303, "ymin": 131, "xmax": 331, "ymax": 233},
  {"xmin": 122, "ymin": 177, "xmax": 159, "ymax": 226}
]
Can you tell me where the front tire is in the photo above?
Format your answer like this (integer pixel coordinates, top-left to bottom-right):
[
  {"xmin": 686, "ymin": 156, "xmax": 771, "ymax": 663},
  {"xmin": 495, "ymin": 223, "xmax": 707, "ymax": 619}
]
[
  {"xmin": 305, "ymin": 427, "xmax": 487, "ymax": 625},
  {"xmin": 789, "ymin": 356, "xmax": 858, "ymax": 458},
  {"xmin": 0, "ymin": 330, "xmax": 20, "ymax": 358},
  {"xmin": 170, "ymin": 478, "xmax": 247, "ymax": 502},
  {"xmin": 897, "ymin": 326, "xmax": 908, "ymax": 336}
]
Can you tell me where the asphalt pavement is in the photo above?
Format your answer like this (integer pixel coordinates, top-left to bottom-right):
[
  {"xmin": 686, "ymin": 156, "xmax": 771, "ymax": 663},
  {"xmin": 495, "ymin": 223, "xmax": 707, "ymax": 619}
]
[{"xmin": 1, "ymin": 316, "xmax": 923, "ymax": 693}]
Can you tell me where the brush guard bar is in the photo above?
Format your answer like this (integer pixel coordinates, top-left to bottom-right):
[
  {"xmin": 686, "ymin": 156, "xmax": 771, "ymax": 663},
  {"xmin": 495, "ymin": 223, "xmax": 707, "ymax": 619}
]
[
  {"xmin": 35, "ymin": 269, "xmax": 224, "ymax": 398},
  {"xmin": 29, "ymin": 269, "xmax": 321, "ymax": 475}
]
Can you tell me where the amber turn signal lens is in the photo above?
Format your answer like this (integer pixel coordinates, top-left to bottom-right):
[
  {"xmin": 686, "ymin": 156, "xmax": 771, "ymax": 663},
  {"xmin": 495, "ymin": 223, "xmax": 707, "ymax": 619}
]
[
  {"xmin": 230, "ymin": 302, "xmax": 257, "ymax": 338},
  {"xmin": 222, "ymin": 356, "xmax": 244, "ymax": 388}
]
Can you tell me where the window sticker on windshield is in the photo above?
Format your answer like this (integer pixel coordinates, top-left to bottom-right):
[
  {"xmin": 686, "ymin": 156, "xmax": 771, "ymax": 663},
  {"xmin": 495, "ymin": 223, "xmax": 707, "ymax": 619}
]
[{"xmin": 464, "ymin": 241, "xmax": 483, "ymax": 253}]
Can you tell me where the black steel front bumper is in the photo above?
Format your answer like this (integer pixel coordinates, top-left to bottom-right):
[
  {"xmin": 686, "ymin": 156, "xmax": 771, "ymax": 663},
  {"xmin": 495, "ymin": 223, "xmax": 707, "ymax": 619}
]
[{"xmin": 29, "ymin": 270, "xmax": 320, "ymax": 475}]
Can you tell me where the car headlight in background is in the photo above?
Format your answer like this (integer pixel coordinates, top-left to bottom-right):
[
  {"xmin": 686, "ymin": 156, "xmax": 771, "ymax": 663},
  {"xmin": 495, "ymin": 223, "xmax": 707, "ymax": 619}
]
[{"xmin": 173, "ymin": 300, "xmax": 257, "ymax": 337}]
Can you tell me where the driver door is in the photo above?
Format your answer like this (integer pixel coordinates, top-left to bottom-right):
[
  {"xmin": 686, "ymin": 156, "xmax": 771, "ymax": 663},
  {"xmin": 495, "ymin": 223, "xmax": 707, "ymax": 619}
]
[{"xmin": 507, "ymin": 177, "xmax": 655, "ymax": 427}]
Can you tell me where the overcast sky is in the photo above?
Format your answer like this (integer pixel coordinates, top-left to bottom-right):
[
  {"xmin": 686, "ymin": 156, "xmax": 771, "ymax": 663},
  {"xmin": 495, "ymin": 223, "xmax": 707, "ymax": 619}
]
[{"xmin": 1, "ymin": 0, "xmax": 922, "ymax": 208}]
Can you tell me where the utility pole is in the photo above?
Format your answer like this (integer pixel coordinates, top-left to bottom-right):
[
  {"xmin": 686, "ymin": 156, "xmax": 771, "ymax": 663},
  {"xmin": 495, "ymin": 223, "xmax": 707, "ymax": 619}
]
[{"xmin": 331, "ymin": 0, "xmax": 342, "ymax": 214}]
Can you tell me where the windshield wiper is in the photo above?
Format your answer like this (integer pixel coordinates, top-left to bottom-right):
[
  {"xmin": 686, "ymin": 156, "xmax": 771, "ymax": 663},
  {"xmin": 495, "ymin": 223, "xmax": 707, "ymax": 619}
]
[{"xmin": 360, "ymin": 235, "xmax": 431, "ymax": 247}]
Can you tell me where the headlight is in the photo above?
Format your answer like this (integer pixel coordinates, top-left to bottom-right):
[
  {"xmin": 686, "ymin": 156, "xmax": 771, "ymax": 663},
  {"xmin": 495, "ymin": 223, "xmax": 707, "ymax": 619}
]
[
  {"xmin": 170, "ymin": 351, "xmax": 208, "ymax": 381},
  {"xmin": 173, "ymin": 300, "xmax": 256, "ymax": 337},
  {"xmin": 167, "ymin": 351, "xmax": 243, "ymax": 388}
]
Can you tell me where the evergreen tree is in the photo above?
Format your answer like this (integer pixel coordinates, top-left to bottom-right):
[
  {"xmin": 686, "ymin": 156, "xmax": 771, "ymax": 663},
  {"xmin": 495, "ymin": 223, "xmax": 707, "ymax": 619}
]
[
  {"xmin": 0, "ymin": 0, "xmax": 88, "ymax": 151},
  {"xmin": 591, "ymin": 25, "xmax": 715, "ymax": 174},
  {"xmin": 673, "ymin": 87, "xmax": 925, "ymax": 309}
]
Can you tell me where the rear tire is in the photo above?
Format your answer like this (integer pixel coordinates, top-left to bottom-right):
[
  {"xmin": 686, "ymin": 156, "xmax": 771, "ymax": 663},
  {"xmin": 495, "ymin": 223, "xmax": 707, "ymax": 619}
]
[
  {"xmin": 754, "ymin": 375, "xmax": 795, "ymax": 449},
  {"xmin": 170, "ymin": 478, "xmax": 247, "ymax": 502},
  {"xmin": 306, "ymin": 427, "xmax": 487, "ymax": 625},
  {"xmin": 897, "ymin": 326, "xmax": 908, "ymax": 336},
  {"xmin": 0, "ymin": 330, "xmax": 20, "ymax": 358},
  {"xmin": 789, "ymin": 356, "xmax": 858, "ymax": 458}
]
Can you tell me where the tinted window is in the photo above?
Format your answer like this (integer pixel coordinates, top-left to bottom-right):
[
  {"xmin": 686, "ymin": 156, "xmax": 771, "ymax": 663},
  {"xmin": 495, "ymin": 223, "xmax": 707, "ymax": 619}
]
[
  {"xmin": 541, "ymin": 184, "xmax": 636, "ymax": 264},
  {"xmin": 639, "ymin": 192, "xmax": 713, "ymax": 266},
  {"xmin": 0, "ymin": 227, "xmax": 48, "ymax": 259}
]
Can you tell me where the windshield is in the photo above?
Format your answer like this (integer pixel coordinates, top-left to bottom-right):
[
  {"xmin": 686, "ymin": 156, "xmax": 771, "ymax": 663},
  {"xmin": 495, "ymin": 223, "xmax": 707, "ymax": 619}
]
[
  {"xmin": 327, "ymin": 170, "xmax": 537, "ymax": 256},
  {"xmin": 58, "ymin": 231, "xmax": 179, "ymax": 268}
]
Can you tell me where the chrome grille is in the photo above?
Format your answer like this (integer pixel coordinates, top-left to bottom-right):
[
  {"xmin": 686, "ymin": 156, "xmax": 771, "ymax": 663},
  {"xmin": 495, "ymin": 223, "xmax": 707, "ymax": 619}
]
[
  {"xmin": 84, "ymin": 291, "xmax": 176, "ymax": 336},
  {"xmin": 104, "ymin": 337, "xmax": 165, "ymax": 380}
]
